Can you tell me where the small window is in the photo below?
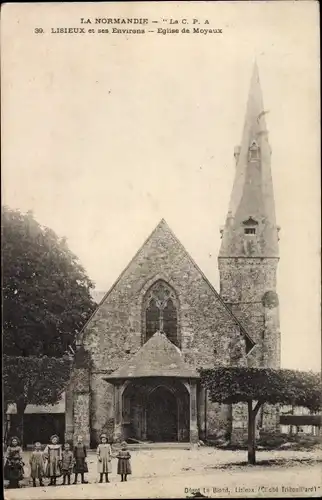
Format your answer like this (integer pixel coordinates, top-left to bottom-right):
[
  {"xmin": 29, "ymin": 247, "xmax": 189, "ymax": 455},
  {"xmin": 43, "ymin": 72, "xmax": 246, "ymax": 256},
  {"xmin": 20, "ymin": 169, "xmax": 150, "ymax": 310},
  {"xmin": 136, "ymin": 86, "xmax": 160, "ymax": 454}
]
[
  {"xmin": 244, "ymin": 227, "xmax": 256, "ymax": 235},
  {"xmin": 249, "ymin": 140, "xmax": 260, "ymax": 161}
]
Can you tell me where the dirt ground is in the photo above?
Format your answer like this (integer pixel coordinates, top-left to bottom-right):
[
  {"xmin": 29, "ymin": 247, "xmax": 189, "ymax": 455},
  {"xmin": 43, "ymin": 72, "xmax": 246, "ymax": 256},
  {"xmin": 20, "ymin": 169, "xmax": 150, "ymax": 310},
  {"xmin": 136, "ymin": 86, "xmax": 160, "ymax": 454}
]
[{"xmin": 4, "ymin": 448, "xmax": 322, "ymax": 499}]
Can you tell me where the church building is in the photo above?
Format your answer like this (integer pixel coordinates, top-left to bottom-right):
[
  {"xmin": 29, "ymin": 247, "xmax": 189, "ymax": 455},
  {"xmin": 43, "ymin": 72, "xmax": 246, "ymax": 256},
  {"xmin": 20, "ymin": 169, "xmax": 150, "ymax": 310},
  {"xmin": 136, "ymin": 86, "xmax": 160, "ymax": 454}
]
[{"xmin": 65, "ymin": 63, "xmax": 281, "ymax": 447}]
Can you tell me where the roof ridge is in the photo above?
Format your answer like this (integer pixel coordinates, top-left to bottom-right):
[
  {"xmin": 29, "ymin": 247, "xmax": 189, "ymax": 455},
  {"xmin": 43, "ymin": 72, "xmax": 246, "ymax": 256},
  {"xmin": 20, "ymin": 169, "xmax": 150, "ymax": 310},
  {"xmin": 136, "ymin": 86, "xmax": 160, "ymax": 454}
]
[
  {"xmin": 106, "ymin": 331, "xmax": 199, "ymax": 379},
  {"xmin": 78, "ymin": 219, "xmax": 169, "ymax": 340}
]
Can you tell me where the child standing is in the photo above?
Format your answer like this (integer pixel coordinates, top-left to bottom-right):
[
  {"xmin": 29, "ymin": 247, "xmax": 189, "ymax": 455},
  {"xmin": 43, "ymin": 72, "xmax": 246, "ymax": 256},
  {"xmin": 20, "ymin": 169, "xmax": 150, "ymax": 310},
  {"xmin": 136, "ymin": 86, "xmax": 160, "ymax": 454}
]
[
  {"xmin": 4, "ymin": 436, "xmax": 24, "ymax": 489},
  {"xmin": 97, "ymin": 434, "xmax": 112, "ymax": 483},
  {"xmin": 116, "ymin": 442, "xmax": 131, "ymax": 482},
  {"xmin": 61, "ymin": 443, "xmax": 74, "ymax": 485},
  {"xmin": 73, "ymin": 435, "xmax": 88, "ymax": 484},
  {"xmin": 29, "ymin": 442, "xmax": 45, "ymax": 487},
  {"xmin": 44, "ymin": 434, "xmax": 62, "ymax": 486}
]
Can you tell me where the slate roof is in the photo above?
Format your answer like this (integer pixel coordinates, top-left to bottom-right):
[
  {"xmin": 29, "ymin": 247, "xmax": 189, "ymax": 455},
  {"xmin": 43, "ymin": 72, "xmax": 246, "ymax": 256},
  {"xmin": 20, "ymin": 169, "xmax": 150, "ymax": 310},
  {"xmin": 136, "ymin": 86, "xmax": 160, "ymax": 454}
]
[
  {"xmin": 104, "ymin": 331, "xmax": 199, "ymax": 380},
  {"xmin": 219, "ymin": 62, "xmax": 279, "ymax": 258}
]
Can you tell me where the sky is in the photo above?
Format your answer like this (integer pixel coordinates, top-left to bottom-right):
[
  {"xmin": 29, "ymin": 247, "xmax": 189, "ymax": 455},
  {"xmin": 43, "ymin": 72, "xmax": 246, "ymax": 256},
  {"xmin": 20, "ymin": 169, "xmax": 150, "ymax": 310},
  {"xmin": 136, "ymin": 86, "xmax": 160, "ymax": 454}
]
[{"xmin": 2, "ymin": 2, "xmax": 320, "ymax": 371}]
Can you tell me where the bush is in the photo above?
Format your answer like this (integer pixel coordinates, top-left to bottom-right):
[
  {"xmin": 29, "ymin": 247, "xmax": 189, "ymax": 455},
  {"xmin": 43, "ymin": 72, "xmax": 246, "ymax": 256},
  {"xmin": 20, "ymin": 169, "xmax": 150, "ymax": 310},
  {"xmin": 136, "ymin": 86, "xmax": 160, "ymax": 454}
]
[
  {"xmin": 258, "ymin": 431, "xmax": 321, "ymax": 450},
  {"xmin": 205, "ymin": 431, "xmax": 321, "ymax": 451}
]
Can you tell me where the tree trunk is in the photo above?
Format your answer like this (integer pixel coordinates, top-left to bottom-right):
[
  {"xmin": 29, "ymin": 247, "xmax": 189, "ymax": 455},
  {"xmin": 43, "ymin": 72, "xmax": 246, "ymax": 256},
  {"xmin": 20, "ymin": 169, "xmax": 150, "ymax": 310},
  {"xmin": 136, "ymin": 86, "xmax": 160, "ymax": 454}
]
[
  {"xmin": 289, "ymin": 405, "xmax": 295, "ymax": 436},
  {"xmin": 226, "ymin": 404, "xmax": 233, "ymax": 442},
  {"xmin": 247, "ymin": 401, "xmax": 256, "ymax": 465},
  {"xmin": 16, "ymin": 399, "xmax": 26, "ymax": 449},
  {"xmin": 3, "ymin": 401, "xmax": 8, "ymax": 443},
  {"xmin": 247, "ymin": 401, "xmax": 262, "ymax": 465}
]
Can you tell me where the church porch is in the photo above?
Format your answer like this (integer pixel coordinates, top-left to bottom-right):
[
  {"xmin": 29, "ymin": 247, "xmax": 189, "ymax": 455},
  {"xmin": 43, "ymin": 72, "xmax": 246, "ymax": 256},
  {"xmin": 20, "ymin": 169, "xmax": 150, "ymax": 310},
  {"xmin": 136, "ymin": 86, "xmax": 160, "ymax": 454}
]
[
  {"xmin": 104, "ymin": 377, "xmax": 200, "ymax": 444},
  {"xmin": 103, "ymin": 331, "xmax": 202, "ymax": 444}
]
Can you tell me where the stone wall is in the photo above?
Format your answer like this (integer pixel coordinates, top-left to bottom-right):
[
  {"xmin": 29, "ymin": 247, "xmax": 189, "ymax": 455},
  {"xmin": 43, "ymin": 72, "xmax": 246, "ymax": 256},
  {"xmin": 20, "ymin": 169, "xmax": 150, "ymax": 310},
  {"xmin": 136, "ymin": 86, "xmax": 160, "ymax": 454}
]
[
  {"xmin": 218, "ymin": 257, "xmax": 280, "ymax": 370},
  {"xmin": 205, "ymin": 402, "xmax": 232, "ymax": 439},
  {"xmin": 218, "ymin": 256, "xmax": 281, "ymax": 433},
  {"xmin": 73, "ymin": 393, "xmax": 90, "ymax": 446},
  {"xmin": 262, "ymin": 403, "xmax": 280, "ymax": 431},
  {"xmin": 89, "ymin": 373, "xmax": 114, "ymax": 445},
  {"xmin": 65, "ymin": 363, "xmax": 91, "ymax": 447}
]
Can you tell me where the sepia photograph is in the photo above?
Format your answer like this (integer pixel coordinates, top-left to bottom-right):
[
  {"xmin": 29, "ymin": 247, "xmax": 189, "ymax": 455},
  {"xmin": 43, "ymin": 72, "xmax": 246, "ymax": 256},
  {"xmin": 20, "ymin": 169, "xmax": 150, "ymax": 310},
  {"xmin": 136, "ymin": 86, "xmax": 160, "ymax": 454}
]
[{"xmin": 1, "ymin": 1, "xmax": 321, "ymax": 498}]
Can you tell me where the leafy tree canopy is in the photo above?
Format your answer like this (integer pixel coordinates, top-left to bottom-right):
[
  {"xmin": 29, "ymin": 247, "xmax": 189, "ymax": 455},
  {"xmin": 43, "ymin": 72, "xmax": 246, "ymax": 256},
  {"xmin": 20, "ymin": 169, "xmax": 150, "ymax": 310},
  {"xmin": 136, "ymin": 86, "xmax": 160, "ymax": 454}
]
[
  {"xmin": 3, "ymin": 355, "xmax": 72, "ymax": 407},
  {"xmin": 200, "ymin": 367, "xmax": 322, "ymax": 412},
  {"xmin": 200, "ymin": 367, "xmax": 321, "ymax": 465},
  {"xmin": 3, "ymin": 355, "xmax": 72, "ymax": 444},
  {"xmin": 2, "ymin": 206, "xmax": 96, "ymax": 357}
]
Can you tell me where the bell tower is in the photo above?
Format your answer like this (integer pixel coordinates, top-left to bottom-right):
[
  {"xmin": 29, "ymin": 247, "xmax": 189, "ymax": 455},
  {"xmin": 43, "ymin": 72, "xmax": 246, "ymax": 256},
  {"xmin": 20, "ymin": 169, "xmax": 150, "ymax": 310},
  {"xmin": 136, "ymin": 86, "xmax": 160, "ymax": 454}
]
[{"xmin": 218, "ymin": 62, "xmax": 281, "ymax": 370}]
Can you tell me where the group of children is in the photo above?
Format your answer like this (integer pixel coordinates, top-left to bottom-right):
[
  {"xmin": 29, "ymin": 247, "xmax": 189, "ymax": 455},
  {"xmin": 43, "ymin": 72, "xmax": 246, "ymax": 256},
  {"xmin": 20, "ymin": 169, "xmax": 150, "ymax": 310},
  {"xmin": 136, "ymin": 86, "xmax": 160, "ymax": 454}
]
[{"xmin": 4, "ymin": 433, "xmax": 131, "ymax": 489}]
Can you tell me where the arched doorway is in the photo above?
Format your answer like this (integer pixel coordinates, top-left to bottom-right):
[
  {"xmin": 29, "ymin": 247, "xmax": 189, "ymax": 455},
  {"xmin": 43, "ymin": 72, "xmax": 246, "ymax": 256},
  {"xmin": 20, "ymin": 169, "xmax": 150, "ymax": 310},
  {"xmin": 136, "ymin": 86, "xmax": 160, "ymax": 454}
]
[
  {"xmin": 120, "ymin": 379, "xmax": 190, "ymax": 442},
  {"xmin": 147, "ymin": 386, "xmax": 178, "ymax": 442}
]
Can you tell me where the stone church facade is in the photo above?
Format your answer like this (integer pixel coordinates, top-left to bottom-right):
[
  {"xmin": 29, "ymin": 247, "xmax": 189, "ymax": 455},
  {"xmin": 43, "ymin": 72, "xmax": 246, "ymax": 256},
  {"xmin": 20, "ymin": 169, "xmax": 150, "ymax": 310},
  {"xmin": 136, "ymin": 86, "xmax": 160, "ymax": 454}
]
[{"xmin": 65, "ymin": 63, "xmax": 281, "ymax": 447}]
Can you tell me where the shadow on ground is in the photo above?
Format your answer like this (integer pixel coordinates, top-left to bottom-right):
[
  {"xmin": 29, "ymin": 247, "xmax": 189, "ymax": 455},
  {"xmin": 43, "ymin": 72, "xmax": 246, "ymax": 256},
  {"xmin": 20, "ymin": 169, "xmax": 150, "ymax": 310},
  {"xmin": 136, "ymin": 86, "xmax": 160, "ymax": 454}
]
[{"xmin": 203, "ymin": 457, "xmax": 322, "ymax": 470}]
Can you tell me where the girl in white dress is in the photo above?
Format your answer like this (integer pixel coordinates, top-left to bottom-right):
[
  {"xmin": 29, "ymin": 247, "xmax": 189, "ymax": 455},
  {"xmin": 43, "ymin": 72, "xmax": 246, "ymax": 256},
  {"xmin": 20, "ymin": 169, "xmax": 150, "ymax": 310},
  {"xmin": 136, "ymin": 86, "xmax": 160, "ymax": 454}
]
[{"xmin": 97, "ymin": 434, "xmax": 113, "ymax": 483}]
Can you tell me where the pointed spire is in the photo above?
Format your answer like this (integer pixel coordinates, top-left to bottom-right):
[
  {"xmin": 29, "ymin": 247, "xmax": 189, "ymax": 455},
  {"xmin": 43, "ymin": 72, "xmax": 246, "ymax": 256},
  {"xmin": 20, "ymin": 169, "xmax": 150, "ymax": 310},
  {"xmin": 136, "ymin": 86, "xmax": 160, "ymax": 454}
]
[{"xmin": 219, "ymin": 62, "xmax": 279, "ymax": 258}]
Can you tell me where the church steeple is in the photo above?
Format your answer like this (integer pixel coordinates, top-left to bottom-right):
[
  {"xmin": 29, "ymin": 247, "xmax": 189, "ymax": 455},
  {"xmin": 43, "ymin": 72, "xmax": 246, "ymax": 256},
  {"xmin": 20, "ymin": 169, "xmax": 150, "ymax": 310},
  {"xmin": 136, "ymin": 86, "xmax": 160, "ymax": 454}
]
[
  {"xmin": 218, "ymin": 62, "xmax": 281, "ymax": 372},
  {"xmin": 219, "ymin": 62, "xmax": 279, "ymax": 258}
]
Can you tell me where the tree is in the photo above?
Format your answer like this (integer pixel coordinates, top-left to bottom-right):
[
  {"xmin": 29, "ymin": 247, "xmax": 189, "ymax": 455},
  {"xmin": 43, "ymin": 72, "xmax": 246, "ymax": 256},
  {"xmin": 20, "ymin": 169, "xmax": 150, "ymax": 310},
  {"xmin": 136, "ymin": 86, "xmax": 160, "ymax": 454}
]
[
  {"xmin": 2, "ymin": 206, "xmax": 96, "ymax": 356},
  {"xmin": 3, "ymin": 356, "xmax": 72, "ymax": 445},
  {"xmin": 200, "ymin": 367, "xmax": 322, "ymax": 465},
  {"xmin": 2, "ymin": 206, "xmax": 96, "ymax": 443}
]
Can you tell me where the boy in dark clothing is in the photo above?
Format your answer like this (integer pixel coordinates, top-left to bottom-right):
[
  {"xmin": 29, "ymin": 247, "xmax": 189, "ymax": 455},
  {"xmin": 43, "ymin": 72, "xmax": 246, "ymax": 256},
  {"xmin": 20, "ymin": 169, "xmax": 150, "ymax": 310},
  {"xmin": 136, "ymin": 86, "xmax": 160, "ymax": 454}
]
[
  {"xmin": 61, "ymin": 443, "xmax": 74, "ymax": 485},
  {"xmin": 73, "ymin": 436, "xmax": 88, "ymax": 484}
]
